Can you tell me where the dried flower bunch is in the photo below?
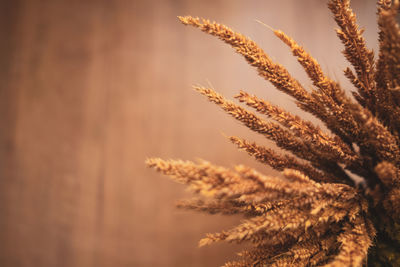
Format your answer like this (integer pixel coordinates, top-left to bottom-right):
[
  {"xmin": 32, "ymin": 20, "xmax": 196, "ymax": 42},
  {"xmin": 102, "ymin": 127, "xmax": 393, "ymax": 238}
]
[{"xmin": 146, "ymin": 0, "xmax": 400, "ymax": 266}]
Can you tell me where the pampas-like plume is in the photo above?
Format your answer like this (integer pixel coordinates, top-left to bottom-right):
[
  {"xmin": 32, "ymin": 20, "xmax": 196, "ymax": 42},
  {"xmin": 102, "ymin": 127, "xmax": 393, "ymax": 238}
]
[{"xmin": 147, "ymin": 0, "xmax": 400, "ymax": 266}]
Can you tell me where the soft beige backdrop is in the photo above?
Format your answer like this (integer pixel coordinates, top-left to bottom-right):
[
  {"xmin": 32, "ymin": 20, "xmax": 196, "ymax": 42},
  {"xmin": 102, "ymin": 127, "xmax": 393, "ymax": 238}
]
[{"xmin": 0, "ymin": 0, "xmax": 378, "ymax": 266}]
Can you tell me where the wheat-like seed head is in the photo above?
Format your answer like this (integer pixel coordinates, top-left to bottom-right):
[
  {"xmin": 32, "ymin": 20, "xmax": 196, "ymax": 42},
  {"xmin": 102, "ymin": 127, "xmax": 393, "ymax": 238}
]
[{"xmin": 147, "ymin": 0, "xmax": 400, "ymax": 266}]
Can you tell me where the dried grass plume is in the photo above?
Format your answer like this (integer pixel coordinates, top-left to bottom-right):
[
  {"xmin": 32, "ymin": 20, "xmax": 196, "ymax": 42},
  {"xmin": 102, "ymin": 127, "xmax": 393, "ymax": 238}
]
[{"xmin": 147, "ymin": 0, "xmax": 400, "ymax": 266}]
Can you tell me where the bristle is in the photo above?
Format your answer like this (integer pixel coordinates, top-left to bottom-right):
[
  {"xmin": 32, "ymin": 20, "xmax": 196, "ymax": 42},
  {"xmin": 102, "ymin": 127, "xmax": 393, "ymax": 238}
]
[
  {"xmin": 374, "ymin": 0, "xmax": 400, "ymax": 135},
  {"xmin": 178, "ymin": 16, "xmax": 328, "ymax": 118},
  {"xmin": 328, "ymin": 0, "xmax": 376, "ymax": 108},
  {"xmin": 194, "ymin": 86, "xmax": 313, "ymax": 161},
  {"xmin": 325, "ymin": 219, "xmax": 372, "ymax": 267},
  {"xmin": 235, "ymin": 90, "xmax": 359, "ymax": 165},
  {"xmin": 228, "ymin": 136, "xmax": 339, "ymax": 183}
]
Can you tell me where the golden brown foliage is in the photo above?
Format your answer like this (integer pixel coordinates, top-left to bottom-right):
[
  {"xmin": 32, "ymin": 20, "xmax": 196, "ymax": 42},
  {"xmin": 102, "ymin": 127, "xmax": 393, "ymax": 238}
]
[{"xmin": 147, "ymin": 0, "xmax": 400, "ymax": 266}]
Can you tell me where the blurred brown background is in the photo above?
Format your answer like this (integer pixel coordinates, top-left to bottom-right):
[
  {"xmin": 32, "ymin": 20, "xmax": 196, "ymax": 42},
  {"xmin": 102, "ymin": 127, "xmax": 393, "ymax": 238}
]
[{"xmin": 0, "ymin": 0, "xmax": 378, "ymax": 266}]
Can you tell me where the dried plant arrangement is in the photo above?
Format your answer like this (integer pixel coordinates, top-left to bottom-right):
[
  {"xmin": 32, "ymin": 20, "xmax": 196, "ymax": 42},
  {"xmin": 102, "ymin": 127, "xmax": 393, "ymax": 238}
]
[{"xmin": 146, "ymin": 0, "xmax": 400, "ymax": 266}]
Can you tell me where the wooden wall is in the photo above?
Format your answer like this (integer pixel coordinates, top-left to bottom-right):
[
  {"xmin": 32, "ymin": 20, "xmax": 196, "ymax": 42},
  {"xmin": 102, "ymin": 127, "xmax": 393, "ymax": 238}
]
[{"xmin": 0, "ymin": 0, "xmax": 378, "ymax": 266}]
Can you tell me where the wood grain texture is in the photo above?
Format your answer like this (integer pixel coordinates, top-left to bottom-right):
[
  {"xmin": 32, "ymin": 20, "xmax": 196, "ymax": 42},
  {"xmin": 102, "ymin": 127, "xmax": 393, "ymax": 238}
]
[{"xmin": 0, "ymin": 0, "xmax": 378, "ymax": 266}]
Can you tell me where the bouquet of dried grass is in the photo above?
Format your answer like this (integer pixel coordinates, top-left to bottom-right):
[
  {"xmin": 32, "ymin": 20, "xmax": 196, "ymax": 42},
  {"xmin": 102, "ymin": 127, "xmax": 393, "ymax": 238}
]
[{"xmin": 146, "ymin": 0, "xmax": 400, "ymax": 266}]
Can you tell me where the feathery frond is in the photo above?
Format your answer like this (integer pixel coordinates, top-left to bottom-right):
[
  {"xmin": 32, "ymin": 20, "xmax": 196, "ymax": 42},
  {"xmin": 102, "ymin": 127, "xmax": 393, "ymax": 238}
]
[{"xmin": 148, "ymin": 1, "xmax": 400, "ymax": 266}]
